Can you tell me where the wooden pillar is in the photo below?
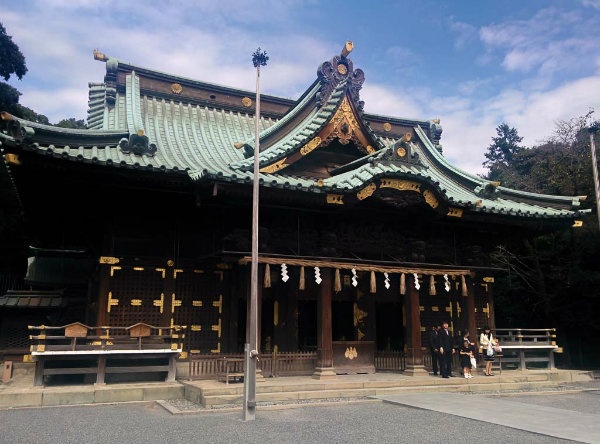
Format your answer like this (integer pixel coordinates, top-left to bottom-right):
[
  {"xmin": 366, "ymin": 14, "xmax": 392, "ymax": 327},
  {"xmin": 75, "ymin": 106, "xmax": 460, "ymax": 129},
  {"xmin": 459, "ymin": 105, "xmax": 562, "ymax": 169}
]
[
  {"xmin": 312, "ymin": 268, "xmax": 336, "ymax": 379},
  {"xmin": 465, "ymin": 276, "xmax": 477, "ymax": 342},
  {"xmin": 404, "ymin": 275, "xmax": 427, "ymax": 376},
  {"xmin": 487, "ymin": 282, "xmax": 497, "ymax": 331},
  {"xmin": 97, "ymin": 265, "xmax": 111, "ymax": 326}
]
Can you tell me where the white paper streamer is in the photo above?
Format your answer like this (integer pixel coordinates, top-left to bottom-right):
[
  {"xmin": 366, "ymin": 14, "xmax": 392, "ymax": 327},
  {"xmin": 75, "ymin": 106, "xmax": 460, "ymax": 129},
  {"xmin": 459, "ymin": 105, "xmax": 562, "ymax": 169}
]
[
  {"xmin": 281, "ymin": 263, "xmax": 289, "ymax": 282},
  {"xmin": 384, "ymin": 272, "xmax": 390, "ymax": 290},
  {"xmin": 314, "ymin": 266, "xmax": 322, "ymax": 285},
  {"xmin": 443, "ymin": 273, "xmax": 450, "ymax": 292},
  {"xmin": 351, "ymin": 268, "xmax": 358, "ymax": 287},
  {"xmin": 413, "ymin": 273, "xmax": 420, "ymax": 290}
]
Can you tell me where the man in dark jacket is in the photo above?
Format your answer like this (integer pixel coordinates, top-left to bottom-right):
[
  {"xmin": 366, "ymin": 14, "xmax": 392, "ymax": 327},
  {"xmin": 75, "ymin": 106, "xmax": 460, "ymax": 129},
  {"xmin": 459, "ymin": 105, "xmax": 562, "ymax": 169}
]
[
  {"xmin": 429, "ymin": 324, "xmax": 440, "ymax": 375},
  {"xmin": 437, "ymin": 320, "xmax": 454, "ymax": 378}
]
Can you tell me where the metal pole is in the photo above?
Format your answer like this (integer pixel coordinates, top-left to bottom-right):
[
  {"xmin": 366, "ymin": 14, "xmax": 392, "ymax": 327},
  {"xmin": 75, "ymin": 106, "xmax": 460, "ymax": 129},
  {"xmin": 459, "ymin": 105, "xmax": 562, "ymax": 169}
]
[
  {"xmin": 243, "ymin": 48, "xmax": 268, "ymax": 421},
  {"xmin": 590, "ymin": 128, "xmax": 600, "ymax": 231}
]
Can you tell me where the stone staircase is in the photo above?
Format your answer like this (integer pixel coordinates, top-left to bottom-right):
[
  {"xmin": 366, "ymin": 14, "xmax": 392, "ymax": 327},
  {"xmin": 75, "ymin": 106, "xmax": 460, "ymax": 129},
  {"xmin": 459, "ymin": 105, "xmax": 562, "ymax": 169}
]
[
  {"xmin": 1, "ymin": 363, "xmax": 593, "ymax": 410},
  {"xmin": 183, "ymin": 369, "xmax": 593, "ymax": 409}
]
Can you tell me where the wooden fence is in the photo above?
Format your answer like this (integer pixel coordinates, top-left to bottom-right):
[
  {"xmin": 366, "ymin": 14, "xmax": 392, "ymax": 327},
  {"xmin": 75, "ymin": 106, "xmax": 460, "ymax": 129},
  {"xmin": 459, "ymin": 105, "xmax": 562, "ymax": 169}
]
[
  {"xmin": 188, "ymin": 351, "xmax": 318, "ymax": 380},
  {"xmin": 374, "ymin": 350, "xmax": 406, "ymax": 371}
]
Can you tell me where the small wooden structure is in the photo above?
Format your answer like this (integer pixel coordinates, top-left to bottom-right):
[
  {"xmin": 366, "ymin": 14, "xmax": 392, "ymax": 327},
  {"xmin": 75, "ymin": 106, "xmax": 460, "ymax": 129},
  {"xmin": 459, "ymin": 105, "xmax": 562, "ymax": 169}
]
[
  {"xmin": 28, "ymin": 323, "xmax": 186, "ymax": 386},
  {"xmin": 492, "ymin": 328, "xmax": 559, "ymax": 370}
]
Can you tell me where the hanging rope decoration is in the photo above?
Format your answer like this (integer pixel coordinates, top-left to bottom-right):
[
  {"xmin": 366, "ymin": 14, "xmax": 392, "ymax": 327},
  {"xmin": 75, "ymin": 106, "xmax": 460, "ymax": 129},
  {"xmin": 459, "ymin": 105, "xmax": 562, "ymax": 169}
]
[
  {"xmin": 264, "ymin": 264, "xmax": 271, "ymax": 288},
  {"xmin": 443, "ymin": 274, "xmax": 451, "ymax": 292},
  {"xmin": 370, "ymin": 271, "xmax": 376, "ymax": 293},
  {"xmin": 334, "ymin": 269, "xmax": 342, "ymax": 292},
  {"xmin": 314, "ymin": 266, "xmax": 322, "ymax": 285},
  {"xmin": 281, "ymin": 263, "xmax": 289, "ymax": 282},
  {"xmin": 461, "ymin": 275, "xmax": 468, "ymax": 297},
  {"xmin": 413, "ymin": 273, "xmax": 420, "ymax": 290},
  {"xmin": 351, "ymin": 268, "xmax": 358, "ymax": 287},
  {"xmin": 429, "ymin": 275, "xmax": 436, "ymax": 296},
  {"xmin": 299, "ymin": 266, "xmax": 305, "ymax": 290},
  {"xmin": 384, "ymin": 272, "xmax": 390, "ymax": 290},
  {"xmin": 400, "ymin": 273, "xmax": 406, "ymax": 295}
]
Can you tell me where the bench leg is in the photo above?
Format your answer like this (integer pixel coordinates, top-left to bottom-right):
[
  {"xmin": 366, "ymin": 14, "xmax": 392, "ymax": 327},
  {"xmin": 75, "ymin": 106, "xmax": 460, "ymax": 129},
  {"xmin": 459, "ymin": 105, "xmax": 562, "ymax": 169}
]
[
  {"xmin": 96, "ymin": 356, "xmax": 106, "ymax": 385},
  {"xmin": 166, "ymin": 355, "xmax": 176, "ymax": 382},
  {"xmin": 549, "ymin": 351, "xmax": 555, "ymax": 370},
  {"xmin": 34, "ymin": 358, "xmax": 45, "ymax": 387}
]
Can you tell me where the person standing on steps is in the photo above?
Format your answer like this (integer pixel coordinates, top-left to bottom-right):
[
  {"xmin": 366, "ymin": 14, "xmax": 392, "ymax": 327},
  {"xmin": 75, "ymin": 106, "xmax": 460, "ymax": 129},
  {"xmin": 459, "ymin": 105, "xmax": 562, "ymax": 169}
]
[
  {"xmin": 437, "ymin": 320, "xmax": 454, "ymax": 378},
  {"xmin": 480, "ymin": 325, "xmax": 498, "ymax": 376},
  {"xmin": 429, "ymin": 324, "xmax": 440, "ymax": 376}
]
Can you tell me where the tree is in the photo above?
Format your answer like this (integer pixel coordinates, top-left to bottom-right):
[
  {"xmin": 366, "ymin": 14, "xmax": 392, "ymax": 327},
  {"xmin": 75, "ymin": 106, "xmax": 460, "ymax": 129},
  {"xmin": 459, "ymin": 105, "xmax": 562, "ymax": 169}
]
[
  {"xmin": 488, "ymin": 112, "xmax": 600, "ymax": 368},
  {"xmin": 56, "ymin": 117, "xmax": 87, "ymax": 129},
  {"xmin": 483, "ymin": 123, "xmax": 525, "ymax": 181},
  {"xmin": 0, "ymin": 23, "xmax": 27, "ymax": 81}
]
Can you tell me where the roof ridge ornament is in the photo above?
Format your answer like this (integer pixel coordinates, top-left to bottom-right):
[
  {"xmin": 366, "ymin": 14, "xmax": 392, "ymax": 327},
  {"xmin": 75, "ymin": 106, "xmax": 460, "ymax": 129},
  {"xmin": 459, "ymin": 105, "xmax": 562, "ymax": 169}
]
[
  {"xmin": 317, "ymin": 41, "xmax": 365, "ymax": 110},
  {"xmin": 119, "ymin": 129, "xmax": 157, "ymax": 157}
]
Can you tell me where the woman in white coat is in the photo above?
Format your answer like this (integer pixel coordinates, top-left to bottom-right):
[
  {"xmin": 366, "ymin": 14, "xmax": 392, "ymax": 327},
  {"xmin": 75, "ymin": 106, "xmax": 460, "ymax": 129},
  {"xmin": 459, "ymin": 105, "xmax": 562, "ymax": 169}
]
[{"xmin": 479, "ymin": 326, "xmax": 498, "ymax": 376}]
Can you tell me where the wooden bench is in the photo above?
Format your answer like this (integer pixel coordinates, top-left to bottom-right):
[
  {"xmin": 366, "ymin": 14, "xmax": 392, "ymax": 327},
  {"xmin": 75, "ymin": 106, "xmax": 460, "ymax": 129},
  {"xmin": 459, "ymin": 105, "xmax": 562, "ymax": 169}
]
[
  {"xmin": 28, "ymin": 322, "xmax": 186, "ymax": 386},
  {"xmin": 217, "ymin": 357, "xmax": 245, "ymax": 384}
]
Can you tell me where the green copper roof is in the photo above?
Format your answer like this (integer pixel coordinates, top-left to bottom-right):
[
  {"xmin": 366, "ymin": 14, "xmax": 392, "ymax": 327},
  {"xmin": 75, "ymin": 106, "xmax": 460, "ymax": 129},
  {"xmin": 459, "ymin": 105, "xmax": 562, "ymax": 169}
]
[{"xmin": 0, "ymin": 50, "xmax": 589, "ymax": 222}]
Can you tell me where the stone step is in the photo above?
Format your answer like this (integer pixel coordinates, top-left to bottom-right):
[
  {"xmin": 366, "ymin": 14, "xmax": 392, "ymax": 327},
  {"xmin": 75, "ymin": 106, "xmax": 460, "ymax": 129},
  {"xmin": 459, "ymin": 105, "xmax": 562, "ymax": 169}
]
[
  {"xmin": 198, "ymin": 379, "xmax": 563, "ymax": 407},
  {"xmin": 194, "ymin": 372, "xmax": 550, "ymax": 397}
]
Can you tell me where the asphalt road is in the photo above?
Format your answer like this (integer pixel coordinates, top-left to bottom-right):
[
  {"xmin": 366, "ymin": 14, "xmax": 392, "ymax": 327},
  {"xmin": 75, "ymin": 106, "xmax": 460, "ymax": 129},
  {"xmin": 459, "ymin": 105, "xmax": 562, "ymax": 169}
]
[{"xmin": 0, "ymin": 393, "xmax": 587, "ymax": 444}]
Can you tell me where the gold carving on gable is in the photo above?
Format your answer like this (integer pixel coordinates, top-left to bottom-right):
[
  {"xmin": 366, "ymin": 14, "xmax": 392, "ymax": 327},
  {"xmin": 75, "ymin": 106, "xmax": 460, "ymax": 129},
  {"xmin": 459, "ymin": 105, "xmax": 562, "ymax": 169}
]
[
  {"xmin": 241, "ymin": 97, "xmax": 253, "ymax": 107},
  {"xmin": 171, "ymin": 83, "xmax": 183, "ymax": 94},
  {"xmin": 380, "ymin": 179, "xmax": 421, "ymax": 192},
  {"xmin": 366, "ymin": 145, "xmax": 375, "ymax": 154},
  {"xmin": 319, "ymin": 96, "xmax": 372, "ymax": 154},
  {"xmin": 447, "ymin": 207, "xmax": 463, "ymax": 218},
  {"xmin": 422, "ymin": 189, "xmax": 439, "ymax": 208},
  {"xmin": 383, "ymin": 122, "xmax": 392, "ymax": 132},
  {"xmin": 300, "ymin": 137, "xmax": 322, "ymax": 156},
  {"xmin": 396, "ymin": 147, "xmax": 406, "ymax": 157},
  {"xmin": 259, "ymin": 157, "xmax": 289, "ymax": 174},
  {"xmin": 326, "ymin": 194, "xmax": 344, "ymax": 205},
  {"xmin": 337, "ymin": 63, "xmax": 348, "ymax": 75},
  {"xmin": 357, "ymin": 183, "xmax": 377, "ymax": 200}
]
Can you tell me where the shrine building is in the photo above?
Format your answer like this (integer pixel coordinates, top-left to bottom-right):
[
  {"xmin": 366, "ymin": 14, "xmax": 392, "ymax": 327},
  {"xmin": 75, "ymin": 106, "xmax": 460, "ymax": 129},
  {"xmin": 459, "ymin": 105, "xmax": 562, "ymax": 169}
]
[{"xmin": 0, "ymin": 43, "xmax": 587, "ymax": 376}]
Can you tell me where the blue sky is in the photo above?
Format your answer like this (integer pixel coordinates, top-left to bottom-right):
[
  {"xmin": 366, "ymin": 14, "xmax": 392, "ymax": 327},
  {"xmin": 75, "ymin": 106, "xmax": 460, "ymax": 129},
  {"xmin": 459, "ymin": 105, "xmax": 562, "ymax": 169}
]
[{"xmin": 2, "ymin": 0, "xmax": 599, "ymax": 174}]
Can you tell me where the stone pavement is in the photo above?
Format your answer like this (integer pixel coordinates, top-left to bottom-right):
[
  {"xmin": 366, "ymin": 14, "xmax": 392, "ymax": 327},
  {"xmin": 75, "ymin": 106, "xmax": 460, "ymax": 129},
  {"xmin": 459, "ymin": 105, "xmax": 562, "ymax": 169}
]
[{"xmin": 376, "ymin": 391, "xmax": 600, "ymax": 444}]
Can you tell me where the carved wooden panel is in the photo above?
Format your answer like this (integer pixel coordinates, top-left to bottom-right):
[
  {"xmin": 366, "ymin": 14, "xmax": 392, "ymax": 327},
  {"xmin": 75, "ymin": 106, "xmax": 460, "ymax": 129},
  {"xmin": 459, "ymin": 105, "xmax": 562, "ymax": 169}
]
[
  {"xmin": 106, "ymin": 266, "xmax": 164, "ymax": 327},
  {"xmin": 172, "ymin": 270, "xmax": 222, "ymax": 353}
]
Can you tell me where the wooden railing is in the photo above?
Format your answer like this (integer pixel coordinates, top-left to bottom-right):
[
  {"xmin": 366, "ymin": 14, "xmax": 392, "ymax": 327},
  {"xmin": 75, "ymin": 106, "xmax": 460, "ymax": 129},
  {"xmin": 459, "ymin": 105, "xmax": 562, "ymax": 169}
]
[
  {"xmin": 481, "ymin": 328, "xmax": 559, "ymax": 370},
  {"xmin": 28, "ymin": 323, "xmax": 186, "ymax": 386},
  {"xmin": 188, "ymin": 351, "xmax": 318, "ymax": 380},
  {"xmin": 374, "ymin": 350, "xmax": 406, "ymax": 372},
  {"xmin": 493, "ymin": 328, "xmax": 556, "ymax": 345}
]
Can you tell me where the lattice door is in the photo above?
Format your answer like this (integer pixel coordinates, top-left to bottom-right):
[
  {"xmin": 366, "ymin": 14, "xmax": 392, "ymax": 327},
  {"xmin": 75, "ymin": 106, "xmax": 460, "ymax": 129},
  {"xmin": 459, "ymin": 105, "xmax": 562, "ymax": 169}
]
[
  {"xmin": 172, "ymin": 269, "xmax": 223, "ymax": 354},
  {"xmin": 474, "ymin": 282, "xmax": 493, "ymax": 329},
  {"xmin": 106, "ymin": 266, "xmax": 165, "ymax": 327}
]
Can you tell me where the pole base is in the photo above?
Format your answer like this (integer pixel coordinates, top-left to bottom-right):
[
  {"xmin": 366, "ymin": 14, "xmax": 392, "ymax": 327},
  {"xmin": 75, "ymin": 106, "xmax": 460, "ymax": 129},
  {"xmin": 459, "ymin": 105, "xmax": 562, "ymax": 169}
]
[{"xmin": 312, "ymin": 367, "xmax": 337, "ymax": 380}]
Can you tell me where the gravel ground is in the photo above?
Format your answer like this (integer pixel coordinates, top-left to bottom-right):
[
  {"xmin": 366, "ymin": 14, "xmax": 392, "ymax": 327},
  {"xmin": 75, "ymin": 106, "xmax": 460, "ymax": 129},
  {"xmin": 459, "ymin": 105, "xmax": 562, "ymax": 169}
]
[{"xmin": 0, "ymin": 397, "xmax": 581, "ymax": 444}]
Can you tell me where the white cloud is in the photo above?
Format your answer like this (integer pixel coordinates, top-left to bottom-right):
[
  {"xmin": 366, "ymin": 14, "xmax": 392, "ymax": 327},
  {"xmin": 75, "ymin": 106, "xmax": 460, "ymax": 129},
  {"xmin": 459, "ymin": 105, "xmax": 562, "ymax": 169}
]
[
  {"xmin": 448, "ymin": 16, "xmax": 477, "ymax": 49},
  {"xmin": 479, "ymin": 7, "xmax": 600, "ymax": 79}
]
